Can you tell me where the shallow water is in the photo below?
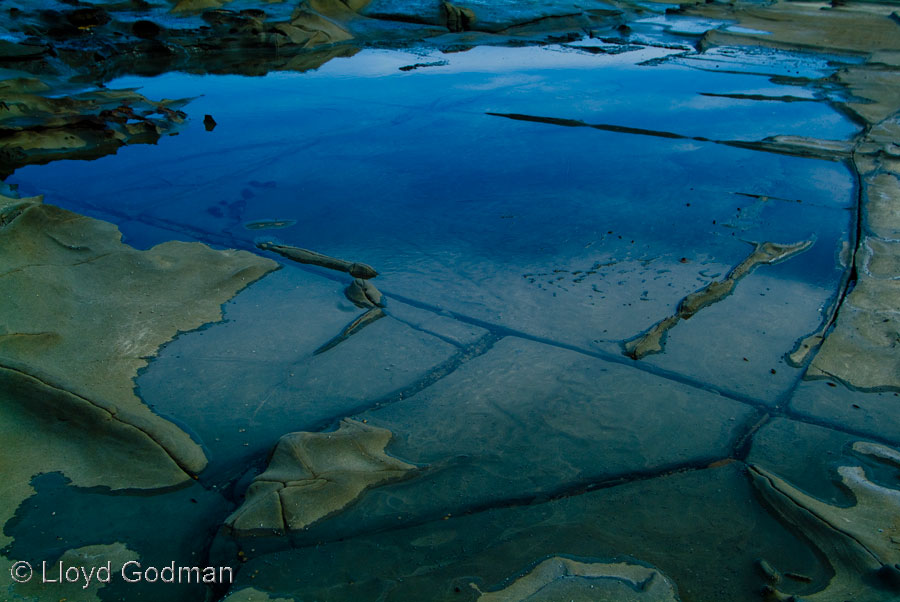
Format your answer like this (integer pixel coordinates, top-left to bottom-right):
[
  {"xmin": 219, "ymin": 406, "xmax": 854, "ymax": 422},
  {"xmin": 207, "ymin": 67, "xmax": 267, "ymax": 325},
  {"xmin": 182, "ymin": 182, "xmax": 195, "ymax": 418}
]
[{"xmin": 6, "ymin": 41, "xmax": 884, "ymax": 602}]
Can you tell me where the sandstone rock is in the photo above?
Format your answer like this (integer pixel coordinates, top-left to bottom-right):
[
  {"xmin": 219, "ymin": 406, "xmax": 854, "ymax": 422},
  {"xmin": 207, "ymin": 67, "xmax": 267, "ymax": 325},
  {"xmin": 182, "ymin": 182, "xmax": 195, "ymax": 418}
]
[
  {"xmin": 257, "ymin": 241, "xmax": 378, "ymax": 278},
  {"xmin": 751, "ymin": 441, "xmax": 900, "ymax": 600},
  {"xmin": 0, "ymin": 193, "xmax": 277, "ymax": 547},
  {"xmin": 345, "ymin": 277, "xmax": 385, "ymax": 308},
  {"xmin": 625, "ymin": 240, "xmax": 813, "ymax": 359},
  {"xmin": 225, "ymin": 419, "xmax": 415, "ymax": 535},
  {"xmin": 474, "ymin": 557, "xmax": 680, "ymax": 601},
  {"xmin": 443, "ymin": 1, "xmax": 476, "ymax": 32}
]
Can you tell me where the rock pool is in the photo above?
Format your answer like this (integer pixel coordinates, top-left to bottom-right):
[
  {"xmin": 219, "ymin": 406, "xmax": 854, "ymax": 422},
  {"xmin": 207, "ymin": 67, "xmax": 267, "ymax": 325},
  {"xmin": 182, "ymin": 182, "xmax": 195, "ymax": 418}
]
[{"xmin": 2, "ymin": 1, "xmax": 899, "ymax": 601}]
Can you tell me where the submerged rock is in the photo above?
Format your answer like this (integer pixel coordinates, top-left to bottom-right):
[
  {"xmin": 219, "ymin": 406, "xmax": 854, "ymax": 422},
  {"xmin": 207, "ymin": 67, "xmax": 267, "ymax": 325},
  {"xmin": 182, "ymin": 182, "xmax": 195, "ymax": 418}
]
[
  {"xmin": 257, "ymin": 241, "xmax": 378, "ymax": 278},
  {"xmin": 474, "ymin": 556, "xmax": 680, "ymax": 601},
  {"xmin": 314, "ymin": 307, "xmax": 387, "ymax": 354},
  {"xmin": 625, "ymin": 240, "xmax": 813, "ymax": 359},
  {"xmin": 243, "ymin": 219, "xmax": 296, "ymax": 230},
  {"xmin": 345, "ymin": 277, "xmax": 385, "ymax": 308},
  {"xmin": 222, "ymin": 588, "xmax": 294, "ymax": 602},
  {"xmin": 226, "ymin": 463, "xmax": 821, "ymax": 601},
  {"xmin": 225, "ymin": 419, "xmax": 416, "ymax": 536}
]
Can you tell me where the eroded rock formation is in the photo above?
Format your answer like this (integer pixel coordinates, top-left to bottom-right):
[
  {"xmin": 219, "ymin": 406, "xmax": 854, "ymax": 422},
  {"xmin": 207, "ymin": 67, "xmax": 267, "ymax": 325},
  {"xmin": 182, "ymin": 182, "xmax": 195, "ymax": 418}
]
[
  {"xmin": 225, "ymin": 419, "xmax": 415, "ymax": 536},
  {"xmin": 473, "ymin": 556, "xmax": 680, "ymax": 601},
  {"xmin": 625, "ymin": 240, "xmax": 813, "ymax": 359},
  {"xmin": 751, "ymin": 441, "xmax": 900, "ymax": 601},
  {"xmin": 0, "ymin": 192, "xmax": 277, "ymax": 550},
  {"xmin": 257, "ymin": 241, "xmax": 378, "ymax": 278}
]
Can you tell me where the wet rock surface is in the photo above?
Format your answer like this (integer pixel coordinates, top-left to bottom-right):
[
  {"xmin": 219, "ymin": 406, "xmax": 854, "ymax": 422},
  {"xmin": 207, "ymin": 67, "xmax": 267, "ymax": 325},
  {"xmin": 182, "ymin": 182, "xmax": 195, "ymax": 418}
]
[
  {"xmin": 2, "ymin": 1, "xmax": 900, "ymax": 601},
  {"xmin": 0, "ymin": 192, "xmax": 276, "ymax": 600},
  {"xmin": 0, "ymin": 193, "xmax": 274, "ymax": 517},
  {"xmin": 225, "ymin": 464, "xmax": 829, "ymax": 601},
  {"xmin": 225, "ymin": 419, "xmax": 416, "ymax": 535},
  {"xmin": 473, "ymin": 557, "xmax": 680, "ymax": 601},
  {"xmin": 625, "ymin": 239, "xmax": 813, "ymax": 359}
]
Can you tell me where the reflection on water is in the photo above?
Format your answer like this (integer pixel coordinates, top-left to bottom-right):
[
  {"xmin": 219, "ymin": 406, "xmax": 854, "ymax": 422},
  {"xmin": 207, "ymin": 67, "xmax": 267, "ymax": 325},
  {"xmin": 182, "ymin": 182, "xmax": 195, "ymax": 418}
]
[{"xmin": 6, "ymin": 40, "xmax": 895, "ymax": 602}]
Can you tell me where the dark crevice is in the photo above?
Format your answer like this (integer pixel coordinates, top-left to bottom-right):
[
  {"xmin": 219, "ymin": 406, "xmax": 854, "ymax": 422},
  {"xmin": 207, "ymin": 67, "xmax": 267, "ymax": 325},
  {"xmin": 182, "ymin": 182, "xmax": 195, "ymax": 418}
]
[
  {"xmin": 385, "ymin": 290, "xmax": 774, "ymax": 411},
  {"xmin": 279, "ymin": 458, "xmax": 735, "ymax": 553},
  {"xmin": 385, "ymin": 312, "xmax": 467, "ymax": 350},
  {"xmin": 0, "ymin": 363, "xmax": 198, "ymax": 479},
  {"xmin": 312, "ymin": 332, "xmax": 502, "ymax": 435},
  {"xmin": 732, "ymin": 411, "xmax": 771, "ymax": 461},
  {"xmin": 779, "ymin": 125, "xmax": 870, "ymax": 408},
  {"xmin": 782, "ymin": 407, "xmax": 900, "ymax": 448},
  {"xmin": 487, "ymin": 111, "xmax": 694, "ymax": 139},
  {"xmin": 487, "ymin": 112, "xmax": 851, "ymax": 161},
  {"xmin": 699, "ymin": 92, "xmax": 822, "ymax": 103}
]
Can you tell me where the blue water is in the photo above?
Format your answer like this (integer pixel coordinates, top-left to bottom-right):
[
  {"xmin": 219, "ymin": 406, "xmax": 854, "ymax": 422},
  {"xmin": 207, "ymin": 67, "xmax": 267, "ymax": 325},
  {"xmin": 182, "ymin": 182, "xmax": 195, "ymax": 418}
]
[
  {"xmin": 11, "ymin": 42, "xmax": 856, "ymax": 391},
  {"xmin": 6, "ymin": 41, "xmax": 867, "ymax": 602}
]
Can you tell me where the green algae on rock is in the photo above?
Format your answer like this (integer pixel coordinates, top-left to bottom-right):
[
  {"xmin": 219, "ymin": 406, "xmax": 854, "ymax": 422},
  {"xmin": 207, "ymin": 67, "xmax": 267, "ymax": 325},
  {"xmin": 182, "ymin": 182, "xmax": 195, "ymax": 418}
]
[
  {"xmin": 225, "ymin": 419, "xmax": 415, "ymax": 536},
  {"xmin": 0, "ymin": 193, "xmax": 277, "ymax": 550},
  {"xmin": 473, "ymin": 556, "xmax": 680, "ymax": 601},
  {"xmin": 750, "ymin": 441, "xmax": 900, "ymax": 601}
]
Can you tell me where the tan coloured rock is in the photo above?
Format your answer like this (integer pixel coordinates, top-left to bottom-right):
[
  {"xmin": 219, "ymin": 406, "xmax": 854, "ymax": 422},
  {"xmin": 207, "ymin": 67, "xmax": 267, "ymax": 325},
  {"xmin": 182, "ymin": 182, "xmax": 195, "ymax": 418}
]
[
  {"xmin": 807, "ymin": 287, "xmax": 900, "ymax": 391},
  {"xmin": 750, "ymin": 441, "xmax": 900, "ymax": 601},
  {"xmin": 443, "ymin": 1, "xmax": 476, "ymax": 32},
  {"xmin": 0, "ymin": 194, "xmax": 277, "ymax": 547},
  {"xmin": 474, "ymin": 557, "xmax": 680, "ymax": 601},
  {"xmin": 865, "ymin": 173, "xmax": 900, "ymax": 240},
  {"xmin": 836, "ymin": 68, "xmax": 900, "ymax": 125},
  {"xmin": 225, "ymin": 419, "xmax": 415, "ymax": 535},
  {"xmin": 808, "ymin": 168, "xmax": 900, "ymax": 391},
  {"xmin": 692, "ymin": 3, "xmax": 900, "ymax": 57},
  {"xmin": 222, "ymin": 588, "xmax": 295, "ymax": 602},
  {"xmin": 257, "ymin": 241, "xmax": 377, "ymax": 278},
  {"xmin": 625, "ymin": 240, "xmax": 813, "ymax": 359},
  {"xmin": 273, "ymin": 6, "xmax": 353, "ymax": 48},
  {"xmin": 345, "ymin": 277, "xmax": 385, "ymax": 308}
]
